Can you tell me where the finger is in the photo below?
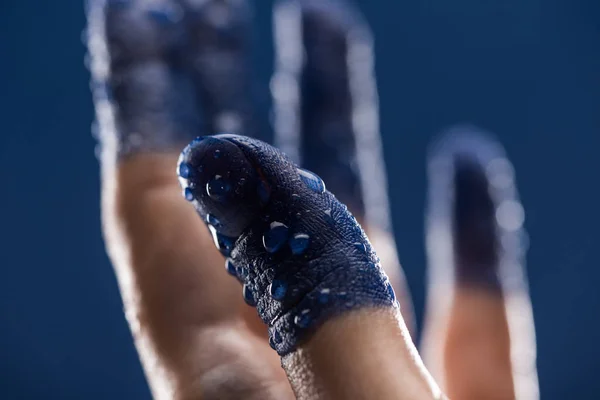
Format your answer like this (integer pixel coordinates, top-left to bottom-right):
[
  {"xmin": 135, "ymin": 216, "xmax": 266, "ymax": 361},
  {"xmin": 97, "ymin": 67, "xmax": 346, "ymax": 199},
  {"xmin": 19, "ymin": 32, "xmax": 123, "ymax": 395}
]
[
  {"xmin": 179, "ymin": 134, "xmax": 444, "ymax": 399},
  {"xmin": 422, "ymin": 126, "xmax": 539, "ymax": 399},
  {"xmin": 272, "ymin": 0, "xmax": 415, "ymax": 332},
  {"xmin": 87, "ymin": 1, "xmax": 289, "ymax": 398}
]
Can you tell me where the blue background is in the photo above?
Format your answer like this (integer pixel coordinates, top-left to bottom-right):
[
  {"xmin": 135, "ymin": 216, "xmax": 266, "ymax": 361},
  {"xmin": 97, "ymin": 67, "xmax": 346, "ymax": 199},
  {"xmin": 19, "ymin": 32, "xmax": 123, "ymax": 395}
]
[{"xmin": 1, "ymin": 0, "xmax": 599, "ymax": 398}]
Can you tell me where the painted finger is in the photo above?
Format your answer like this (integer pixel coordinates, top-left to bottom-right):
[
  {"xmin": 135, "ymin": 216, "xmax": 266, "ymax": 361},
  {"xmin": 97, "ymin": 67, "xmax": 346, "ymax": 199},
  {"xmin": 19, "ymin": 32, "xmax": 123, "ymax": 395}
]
[
  {"xmin": 178, "ymin": 134, "xmax": 443, "ymax": 399},
  {"xmin": 422, "ymin": 126, "xmax": 539, "ymax": 400}
]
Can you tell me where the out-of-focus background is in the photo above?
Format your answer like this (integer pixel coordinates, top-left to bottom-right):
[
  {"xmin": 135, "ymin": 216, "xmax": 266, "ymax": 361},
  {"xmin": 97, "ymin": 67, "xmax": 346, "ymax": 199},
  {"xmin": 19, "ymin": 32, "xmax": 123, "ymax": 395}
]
[{"xmin": 1, "ymin": 0, "xmax": 599, "ymax": 398}]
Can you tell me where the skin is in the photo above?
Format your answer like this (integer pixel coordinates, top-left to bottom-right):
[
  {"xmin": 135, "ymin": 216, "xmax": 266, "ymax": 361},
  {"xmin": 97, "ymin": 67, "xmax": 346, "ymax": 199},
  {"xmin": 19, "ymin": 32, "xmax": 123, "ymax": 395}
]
[{"xmin": 90, "ymin": 1, "xmax": 537, "ymax": 399}]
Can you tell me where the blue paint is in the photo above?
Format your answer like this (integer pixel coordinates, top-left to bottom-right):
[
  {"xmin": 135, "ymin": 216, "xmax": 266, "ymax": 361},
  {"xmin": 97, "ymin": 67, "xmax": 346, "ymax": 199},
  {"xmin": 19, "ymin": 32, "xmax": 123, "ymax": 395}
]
[
  {"xmin": 107, "ymin": 0, "xmax": 130, "ymax": 7},
  {"xmin": 257, "ymin": 180, "xmax": 270, "ymax": 204},
  {"xmin": 183, "ymin": 187, "xmax": 194, "ymax": 201},
  {"xmin": 387, "ymin": 283, "xmax": 396, "ymax": 302}
]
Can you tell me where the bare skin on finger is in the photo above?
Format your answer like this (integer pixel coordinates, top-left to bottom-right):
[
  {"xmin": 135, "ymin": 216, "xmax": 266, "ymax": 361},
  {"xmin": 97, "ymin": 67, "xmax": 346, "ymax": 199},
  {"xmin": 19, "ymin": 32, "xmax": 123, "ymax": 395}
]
[
  {"xmin": 105, "ymin": 153, "xmax": 290, "ymax": 399},
  {"xmin": 444, "ymin": 288, "xmax": 514, "ymax": 400},
  {"xmin": 284, "ymin": 308, "xmax": 442, "ymax": 400}
]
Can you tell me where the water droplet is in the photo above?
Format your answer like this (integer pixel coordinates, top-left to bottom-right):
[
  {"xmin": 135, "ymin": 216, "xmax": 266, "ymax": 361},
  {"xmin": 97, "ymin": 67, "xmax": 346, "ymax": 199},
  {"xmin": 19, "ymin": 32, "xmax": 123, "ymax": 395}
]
[
  {"xmin": 184, "ymin": 188, "xmax": 194, "ymax": 201},
  {"xmin": 178, "ymin": 162, "xmax": 191, "ymax": 179},
  {"xmin": 225, "ymin": 259, "xmax": 237, "ymax": 276},
  {"xmin": 192, "ymin": 136, "xmax": 204, "ymax": 144},
  {"xmin": 243, "ymin": 284, "xmax": 256, "ymax": 306},
  {"xmin": 214, "ymin": 149, "xmax": 222, "ymax": 159},
  {"xmin": 318, "ymin": 288, "xmax": 330, "ymax": 304},
  {"xmin": 208, "ymin": 225, "xmax": 235, "ymax": 256},
  {"xmin": 353, "ymin": 242, "xmax": 366, "ymax": 253},
  {"xmin": 269, "ymin": 280, "xmax": 287, "ymax": 301},
  {"xmin": 269, "ymin": 336, "xmax": 277, "ymax": 350},
  {"xmin": 273, "ymin": 330, "xmax": 282, "ymax": 343},
  {"xmin": 262, "ymin": 222, "xmax": 289, "ymax": 253},
  {"xmin": 257, "ymin": 180, "xmax": 270, "ymax": 204},
  {"xmin": 323, "ymin": 208, "xmax": 335, "ymax": 224},
  {"xmin": 206, "ymin": 214, "xmax": 221, "ymax": 227},
  {"xmin": 289, "ymin": 233, "xmax": 310, "ymax": 255},
  {"xmin": 206, "ymin": 175, "xmax": 232, "ymax": 201},
  {"xmin": 294, "ymin": 309, "xmax": 312, "ymax": 328},
  {"xmin": 297, "ymin": 168, "xmax": 326, "ymax": 193},
  {"xmin": 387, "ymin": 283, "xmax": 396, "ymax": 302}
]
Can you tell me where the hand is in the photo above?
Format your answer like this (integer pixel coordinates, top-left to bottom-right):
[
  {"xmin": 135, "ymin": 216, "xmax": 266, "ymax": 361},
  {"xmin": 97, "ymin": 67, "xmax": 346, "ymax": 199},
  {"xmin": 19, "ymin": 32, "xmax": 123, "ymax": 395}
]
[{"xmin": 87, "ymin": 0, "xmax": 538, "ymax": 399}]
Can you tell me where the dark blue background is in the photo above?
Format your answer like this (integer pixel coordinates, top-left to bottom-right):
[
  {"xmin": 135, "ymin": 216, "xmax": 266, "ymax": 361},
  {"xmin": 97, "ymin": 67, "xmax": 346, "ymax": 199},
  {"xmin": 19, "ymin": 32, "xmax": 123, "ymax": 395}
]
[{"xmin": 1, "ymin": 0, "xmax": 598, "ymax": 398}]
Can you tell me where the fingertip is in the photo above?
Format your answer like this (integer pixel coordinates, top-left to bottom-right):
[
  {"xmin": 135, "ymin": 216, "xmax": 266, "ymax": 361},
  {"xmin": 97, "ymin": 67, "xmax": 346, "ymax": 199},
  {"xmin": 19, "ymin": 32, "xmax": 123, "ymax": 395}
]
[
  {"xmin": 426, "ymin": 125, "xmax": 525, "ymax": 290},
  {"xmin": 180, "ymin": 135, "xmax": 396, "ymax": 356},
  {"xmin": 178, "ymin": 135, "xmax": 268, "ymax": 239}
]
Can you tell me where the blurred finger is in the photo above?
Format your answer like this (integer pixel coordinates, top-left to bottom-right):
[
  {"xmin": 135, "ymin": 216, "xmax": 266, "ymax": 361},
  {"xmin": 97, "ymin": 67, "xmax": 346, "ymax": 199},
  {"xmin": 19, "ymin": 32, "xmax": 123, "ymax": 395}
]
[
  {"xmin": 272, "ymin": 0, "xmax": 414, "ymax": 332},
  {"xmin": 87, "ymin": 1, "xmax": 289, "ymax": 398},
  {"xmin": 181, "ymin": 0, "xmax": 260, "ymax": 138},
  {"xmin": 422, "ymin": 126, "xmax": 539, "ymax": 399},
  {"xmin": 179, "ymin": 134, "xmax": 444, "ymax": 399}
]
